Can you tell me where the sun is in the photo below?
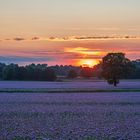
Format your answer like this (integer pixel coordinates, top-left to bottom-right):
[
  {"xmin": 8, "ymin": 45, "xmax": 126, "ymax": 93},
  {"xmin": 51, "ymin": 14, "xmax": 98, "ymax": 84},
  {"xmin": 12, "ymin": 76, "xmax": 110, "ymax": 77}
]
[{"xmin": 78, "ymin": 59, "xmax": 99, "ymax": 67}]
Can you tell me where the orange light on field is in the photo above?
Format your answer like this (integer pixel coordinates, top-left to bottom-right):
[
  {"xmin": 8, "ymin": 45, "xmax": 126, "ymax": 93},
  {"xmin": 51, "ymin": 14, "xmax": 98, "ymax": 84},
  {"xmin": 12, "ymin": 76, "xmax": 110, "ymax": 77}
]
[{"xmin": 78, "ymin": 59, "xmax": 99, "ymax": 67}]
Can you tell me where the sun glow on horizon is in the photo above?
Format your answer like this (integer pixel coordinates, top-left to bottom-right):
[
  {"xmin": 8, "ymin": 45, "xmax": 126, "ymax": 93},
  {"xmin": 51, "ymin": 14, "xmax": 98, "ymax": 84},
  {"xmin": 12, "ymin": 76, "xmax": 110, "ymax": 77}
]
[{"xmin": 78, "ymin": 59, "xmax": 99, "ymax": 67}]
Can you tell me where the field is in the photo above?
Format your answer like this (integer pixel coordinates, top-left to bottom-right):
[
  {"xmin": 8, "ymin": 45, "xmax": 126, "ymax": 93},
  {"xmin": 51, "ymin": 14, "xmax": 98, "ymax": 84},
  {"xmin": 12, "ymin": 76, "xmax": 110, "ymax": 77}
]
[
  {"xmin": 0, "ymin": 80, "xmax": 140, "ymax": 89},
  {"xmin": 0, "ymin": 81, "xmax": 140, "ymax": 140},
  {"xmin": 0, "ymin": 80, "xmax": 140, "ymax": 93}
]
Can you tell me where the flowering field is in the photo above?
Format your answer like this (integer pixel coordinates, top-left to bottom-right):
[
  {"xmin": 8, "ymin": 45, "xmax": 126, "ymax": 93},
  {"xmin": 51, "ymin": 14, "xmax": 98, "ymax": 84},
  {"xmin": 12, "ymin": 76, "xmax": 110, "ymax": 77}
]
[
  {"xmin": 0, "ymin": 80, "xmax": 140, "ymax": 89},
  {"xmin": 0, "ymin": 92, "xmax": 140, "ymax": 140},
  {"xmin": 0, "ymin": 81, "xmax": 140, "ymax": 93}
]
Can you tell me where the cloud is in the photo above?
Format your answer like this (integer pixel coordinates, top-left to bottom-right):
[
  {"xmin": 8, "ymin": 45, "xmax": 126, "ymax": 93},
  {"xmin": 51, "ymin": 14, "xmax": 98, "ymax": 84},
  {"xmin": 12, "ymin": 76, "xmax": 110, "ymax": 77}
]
[
  {"xmin": 1, "ymin": 35, "xmax": 139, "ymax": 42},
  {"xmin": 62, "ymin": 53, "xmax": 101, "ymax": 59},
  {"xmin": 1, "ymin": 37, "xmax": 140, "ymax": 65},
  {"xmin": 20, "ymin": 50, "xmax": 65, "ymax": 57},
  {"xmin": 5, "ymin": 38, "xmax": 11, "ymax": 41},
  {"xmin": 46, "ymin": 36, "xmax": 140, "ymax": 42},
  {"xmin": 0, "ymin": 56, "xmax": 54, "ymax": 64},
  {"xmin": 32, "ymin": 37, "xmax": 40, "ymax": 40},
  {"xmin": 74, "ymin": 36, "xmax": 138, "ymax": 40},
  {"xmin": 16, "ymin": 49, "xmax": 102, "ymax": 61},
  {"xmin": 47, "ymin": 37, "xmax": 70, "ymax": 41},
  {"xmin": 13, "ymin": 37, "xmax": 25, "ymax": 41},
  {"xmin": 65, "ymin": 47, "xmax": 105, "ymax": 56},
  {"xmin": 3, "ymin": 37, "xmax": 39, "ymax": 41}
]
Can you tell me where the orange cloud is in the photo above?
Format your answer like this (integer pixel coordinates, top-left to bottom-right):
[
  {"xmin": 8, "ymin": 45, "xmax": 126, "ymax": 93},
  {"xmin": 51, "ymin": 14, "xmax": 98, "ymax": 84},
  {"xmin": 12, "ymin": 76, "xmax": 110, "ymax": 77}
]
[{"xmin": 65, "ymin": 47, "xmax": 105, "ymax": 56}]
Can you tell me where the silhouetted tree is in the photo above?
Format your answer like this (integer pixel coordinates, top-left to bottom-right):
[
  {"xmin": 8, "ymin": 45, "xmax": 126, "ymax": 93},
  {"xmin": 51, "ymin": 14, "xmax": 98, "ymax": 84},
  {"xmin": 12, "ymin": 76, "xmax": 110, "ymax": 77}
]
[
  {"xmin": 92, "ymin": 63, "xmax": 102, "ymax": 78},
  {"xmin": 50, "ymin": 65, "xmax": 81, "ymax": 76},
  {"xmin": 0, "ymin": 63, "xmax": 6, "ymax": 79},
  {"xmin": 43, "ymin": 68, "xmax": 57, "ymax": 81},
  {"xmin": 102, "ymin": 53, "xmax": 135, "ymax": 86},
  {"xmin": 67, "ymin": 69, "xmax": 78, "ymax": 79},
  {"xmin": 0, "ymin": 63, "xmax": 57, "ymax": 81},
  {"xmin": 81, "ymin": 67, "xmax": 93, "ymax": 78},
  {"xmin": 17, "ymin": 66, "xmax": 26, "ymax": 80},
  {"xmin": 2, "ymin": 64, "xmax": 19, "ymax": 80},
  {"xmin": 0, "ymin": 57, "xmax": 139, "ymax": 81}
]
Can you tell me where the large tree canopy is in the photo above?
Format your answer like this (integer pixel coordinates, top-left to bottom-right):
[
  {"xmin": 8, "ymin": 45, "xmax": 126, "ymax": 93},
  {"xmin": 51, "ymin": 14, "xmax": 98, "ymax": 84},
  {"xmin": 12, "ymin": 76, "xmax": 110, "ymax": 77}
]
[{"xmin": 102, "ymin": 53, "xmax": 135, "ymax": 86}]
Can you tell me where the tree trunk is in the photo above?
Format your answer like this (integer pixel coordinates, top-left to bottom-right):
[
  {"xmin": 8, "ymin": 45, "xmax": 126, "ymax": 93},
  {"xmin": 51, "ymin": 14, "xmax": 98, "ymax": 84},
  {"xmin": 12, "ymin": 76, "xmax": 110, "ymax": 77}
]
[{"xmin": 113, "ymin": 77, "xmax": 117, "ymax": 87}]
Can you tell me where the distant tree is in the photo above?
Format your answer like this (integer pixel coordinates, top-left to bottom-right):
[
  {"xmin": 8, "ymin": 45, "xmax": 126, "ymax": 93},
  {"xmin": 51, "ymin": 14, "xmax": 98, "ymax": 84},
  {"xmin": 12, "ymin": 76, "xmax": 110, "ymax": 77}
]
[
  {"xmin": 17, "ymin": 66, "xmax": 26, "ymax": 80},
  {"xmin": 25, "ymin": 64, "xmax": 36, "ymax": 80},
  {"xmin": 2, "ymin": 64, "xmax": 19, "ymax": 80},
  {"xmin": 50, "ymin": 65, "xmax": 81, "ymax": 76},
  {"xmin": 0, "ymin": 63, "xmax": 6, "ymax": 79},
  {"xmin": 81, "ymin": 67, "xmax": 93, "ymax": 78},
  {"xmin": 102, "ymin": 53, "xmax": 135, "ymax": 86},
  {"xmin": 67, "ymin": 69, "xmax": 78, "ymax": 79},
  {"xmin": 93, "ymin": 63, "xmax": 102, "ymax": 78},
  {"xmin": 0, "ymin": 58, "xmax": 138, "ymax": 81},
  {"xmin": 129, "ymin": 60, "xmax": 140, "ymax": 79},
  {"xmin": 43, "ymin": 68, "xmax": 57, "ymax": 81}
]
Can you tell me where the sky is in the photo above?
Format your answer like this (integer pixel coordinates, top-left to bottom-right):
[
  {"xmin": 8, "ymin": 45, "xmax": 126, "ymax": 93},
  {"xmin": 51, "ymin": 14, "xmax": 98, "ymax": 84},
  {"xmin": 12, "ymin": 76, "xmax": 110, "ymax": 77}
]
[{"xmin": 0, "ymin": 0, "xmax": 140, "ymax": 66}]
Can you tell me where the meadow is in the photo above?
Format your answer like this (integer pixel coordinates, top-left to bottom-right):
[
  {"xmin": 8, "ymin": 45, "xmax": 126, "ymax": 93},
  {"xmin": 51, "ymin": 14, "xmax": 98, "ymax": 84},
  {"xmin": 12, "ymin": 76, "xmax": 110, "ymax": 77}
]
[
  {"xmin": 0, "ymin": 80, "xmax": 140, "ymax": 93},
  {"xmin": 0, "ymin": 81, "xmax": 140, "ymax": 139}
]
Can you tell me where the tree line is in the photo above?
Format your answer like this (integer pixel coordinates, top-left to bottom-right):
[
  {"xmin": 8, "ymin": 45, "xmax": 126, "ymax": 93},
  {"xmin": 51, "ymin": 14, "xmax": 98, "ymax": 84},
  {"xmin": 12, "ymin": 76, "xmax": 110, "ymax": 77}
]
[
  {"xmin": 0, "ymin": 63, "xmax": 56, "ymax": 81},
  {"xmin": 0, "ymin": 53, "xmax": 140, "ymax": 85}
]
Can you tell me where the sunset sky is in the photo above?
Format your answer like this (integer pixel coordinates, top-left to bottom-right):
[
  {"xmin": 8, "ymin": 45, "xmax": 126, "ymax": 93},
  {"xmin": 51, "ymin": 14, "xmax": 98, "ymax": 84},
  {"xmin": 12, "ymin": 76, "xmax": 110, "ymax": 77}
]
[{"xmin": 0, "ymin": 0, "xmax": 140, "ymax": 66}]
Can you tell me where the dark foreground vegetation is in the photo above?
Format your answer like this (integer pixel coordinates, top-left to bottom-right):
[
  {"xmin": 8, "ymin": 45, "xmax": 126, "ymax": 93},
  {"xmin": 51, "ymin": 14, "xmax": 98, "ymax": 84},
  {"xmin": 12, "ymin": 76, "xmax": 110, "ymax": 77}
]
[{"xmin": 0, "ymin": 53, "xmax": 140, "ymax": 85}]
